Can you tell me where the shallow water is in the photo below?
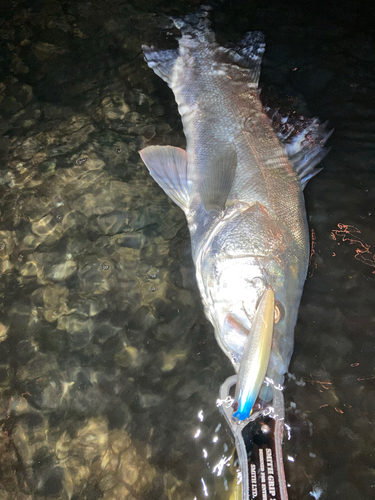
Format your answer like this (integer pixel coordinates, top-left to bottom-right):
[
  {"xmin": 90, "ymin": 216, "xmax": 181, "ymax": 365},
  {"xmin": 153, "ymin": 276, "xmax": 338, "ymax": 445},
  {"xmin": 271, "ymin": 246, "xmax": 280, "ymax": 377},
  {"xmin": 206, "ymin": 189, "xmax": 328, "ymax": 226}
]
[{"xmin": 0, "ymin": 1, "xmax": 374, "ymax": 499}]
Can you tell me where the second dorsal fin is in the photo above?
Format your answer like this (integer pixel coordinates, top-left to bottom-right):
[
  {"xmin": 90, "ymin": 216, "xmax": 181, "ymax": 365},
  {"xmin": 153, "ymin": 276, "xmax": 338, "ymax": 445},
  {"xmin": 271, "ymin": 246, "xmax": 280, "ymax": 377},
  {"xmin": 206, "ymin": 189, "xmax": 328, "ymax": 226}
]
[{"xmin": 142, "ymin": 46, "xmax": 178, "ymax": 87}]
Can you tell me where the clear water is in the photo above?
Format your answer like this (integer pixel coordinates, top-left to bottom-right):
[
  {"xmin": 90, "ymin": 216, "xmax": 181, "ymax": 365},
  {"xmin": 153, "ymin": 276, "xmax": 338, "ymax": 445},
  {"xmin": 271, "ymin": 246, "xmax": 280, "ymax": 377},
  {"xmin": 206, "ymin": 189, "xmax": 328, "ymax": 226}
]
[{"xmin": 0, "ymin": 1, "xmax": 374, "ymax": 499}]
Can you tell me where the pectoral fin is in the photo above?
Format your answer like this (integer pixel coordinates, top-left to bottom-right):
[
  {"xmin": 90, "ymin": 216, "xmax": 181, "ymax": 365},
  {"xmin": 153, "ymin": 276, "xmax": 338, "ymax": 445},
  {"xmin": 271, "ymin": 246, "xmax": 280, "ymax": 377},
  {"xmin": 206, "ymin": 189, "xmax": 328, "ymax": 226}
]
[
  {"xmin": 198, "ymin": 142, "xmax": 237, "ymax": 211},
  {"xmin": 139, "ymin": 146, "xmax": 190, "ymax": 211},
  {"xmin": 233, "ymin": 288, "xmax": 274, "ymax": 421}
]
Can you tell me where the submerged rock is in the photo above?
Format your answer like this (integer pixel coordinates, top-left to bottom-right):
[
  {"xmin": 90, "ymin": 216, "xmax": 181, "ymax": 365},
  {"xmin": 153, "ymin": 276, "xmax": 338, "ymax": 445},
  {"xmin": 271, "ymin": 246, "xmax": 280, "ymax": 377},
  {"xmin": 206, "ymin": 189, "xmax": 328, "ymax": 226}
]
[{"xmin": 0, "ymin": 4, "xmax": 207, "ymax": 500}]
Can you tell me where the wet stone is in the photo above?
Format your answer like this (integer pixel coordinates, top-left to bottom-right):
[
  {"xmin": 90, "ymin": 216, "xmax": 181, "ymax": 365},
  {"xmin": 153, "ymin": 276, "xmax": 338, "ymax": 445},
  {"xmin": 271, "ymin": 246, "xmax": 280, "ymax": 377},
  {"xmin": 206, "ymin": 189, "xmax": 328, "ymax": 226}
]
[
  {"xmin": 127, "ymin": 306, "xmax": 159, "ymax": 331},
  {"xmin": 0, "ymin": 322, "xmax": 9, "ymax": 342},
  {"xmin": 100, "ymin": 91, "xmax": 130, "ymax": 122},
  {"xmin": 114, "ymin": 344, "xmax": 149, "ymax": 370},
  {"xmin": 163, "ymin": 471, "xmax": 195, "ymax": 500},
  {"xmin": 94, "ymin": 321, "xmax": 121, "ymax": 344},
  {"xmin": 70, "ymin": 297, "xmax": 108, "ymax": 318},
  {"xmin": 139, "ymin": 393, "xmax": 163, "ymax": 409},
  {"xmin": 0, "ymin": 366, "xmax": 8, "ymax": 383},
  {"xmin": 161, "ymin": 349, "xmax": 187, "ymax": 372},
  {"xmin": 77, "ymin": 258, "xmax": 115, "ymax": 294},
  {"xmin": 37, "ymin": 284, "xmax": 70, "ymax": 322},
  {"xmin": 92, "ymin": 211, "xmax": 129, "ymax": 235},
  {"xmin": 57, "ymin": 315, "xmax": 94, "ymax": 350},
  {"xmin": 105, "ymin": 404, "xmax": 128, "ymax": 430},
  {"xmin": 154, "ymin": 306, "xmax": 196, "ymax": 342},
  {"xmin": 37, "ymin": 466, "xmax": 65, "ymax": 496},
  {"xmin": 19, "ymin": 252, "xmax": 77, "ymax": 283}
]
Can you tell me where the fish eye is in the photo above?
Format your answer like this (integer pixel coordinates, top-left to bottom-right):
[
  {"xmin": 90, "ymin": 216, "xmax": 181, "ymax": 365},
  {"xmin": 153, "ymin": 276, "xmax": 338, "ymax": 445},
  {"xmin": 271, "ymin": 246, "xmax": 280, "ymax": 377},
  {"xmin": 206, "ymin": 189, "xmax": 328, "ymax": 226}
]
[
  {"xmin": 251, "ymin": 277, "xmax": 265, "ymax": 288},
  {"xmin": 274, "ymin": 301, "xmax": 285, "ymax": 323}
]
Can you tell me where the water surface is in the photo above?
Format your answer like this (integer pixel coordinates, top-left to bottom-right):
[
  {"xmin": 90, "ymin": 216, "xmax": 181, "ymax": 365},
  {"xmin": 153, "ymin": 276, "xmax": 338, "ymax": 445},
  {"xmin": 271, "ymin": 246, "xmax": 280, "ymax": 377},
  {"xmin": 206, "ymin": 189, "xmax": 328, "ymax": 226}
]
[{"xmin": 0, "ymin": 1, "xmax": 374, "ymax": 499}]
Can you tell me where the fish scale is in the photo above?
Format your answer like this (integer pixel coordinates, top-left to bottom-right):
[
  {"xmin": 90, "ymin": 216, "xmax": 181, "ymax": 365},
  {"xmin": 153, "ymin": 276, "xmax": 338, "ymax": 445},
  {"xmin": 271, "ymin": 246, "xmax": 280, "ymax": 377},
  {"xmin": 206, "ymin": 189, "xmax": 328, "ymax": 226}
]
[{"xmin": 234, "ymin": 96, "xmax": 308, "ymax": 252}]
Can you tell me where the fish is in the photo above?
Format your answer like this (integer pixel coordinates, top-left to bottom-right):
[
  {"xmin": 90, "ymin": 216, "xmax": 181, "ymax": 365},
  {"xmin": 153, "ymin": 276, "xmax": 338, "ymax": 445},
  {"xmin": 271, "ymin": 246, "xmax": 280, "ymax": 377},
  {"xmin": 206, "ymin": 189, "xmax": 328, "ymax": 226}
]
[{"xmin": 140, "ymin": 9, "xmax": 331, "ymax": 421}]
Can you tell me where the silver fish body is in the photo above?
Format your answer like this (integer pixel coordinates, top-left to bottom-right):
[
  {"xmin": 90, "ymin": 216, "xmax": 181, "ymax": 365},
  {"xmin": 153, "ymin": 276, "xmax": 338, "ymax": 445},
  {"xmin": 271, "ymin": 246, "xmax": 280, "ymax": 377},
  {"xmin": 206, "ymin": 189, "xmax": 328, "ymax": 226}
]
[{"xmin": 140, "ymin": 11, "xmax": 330, "ymax": 414}]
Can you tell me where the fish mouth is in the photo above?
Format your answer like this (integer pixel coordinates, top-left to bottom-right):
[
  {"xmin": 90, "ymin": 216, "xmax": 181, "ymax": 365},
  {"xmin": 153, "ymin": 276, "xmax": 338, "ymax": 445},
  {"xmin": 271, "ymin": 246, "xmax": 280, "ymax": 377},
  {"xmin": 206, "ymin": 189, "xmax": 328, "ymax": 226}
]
[{"xmin": 230, "ymin": 287, "xmax": 275, "ymax": 421}]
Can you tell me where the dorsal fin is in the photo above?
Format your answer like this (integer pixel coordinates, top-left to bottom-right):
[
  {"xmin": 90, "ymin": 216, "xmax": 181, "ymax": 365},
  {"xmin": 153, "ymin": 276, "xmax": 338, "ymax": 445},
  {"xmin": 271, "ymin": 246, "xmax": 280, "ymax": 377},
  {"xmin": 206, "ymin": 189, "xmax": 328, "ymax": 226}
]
[
  {"xmin": 215, "ymin": 32, "xmax": 265, "ymax": 87},
  {"xmin": 233, "ymin": 31, "xmax": 265, "ymax": 86}
]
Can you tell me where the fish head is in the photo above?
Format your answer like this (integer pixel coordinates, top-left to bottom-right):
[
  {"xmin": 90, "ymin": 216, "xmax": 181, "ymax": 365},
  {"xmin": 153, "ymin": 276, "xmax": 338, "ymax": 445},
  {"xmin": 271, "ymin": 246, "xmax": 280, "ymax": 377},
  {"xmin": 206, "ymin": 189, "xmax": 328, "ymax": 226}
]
[
  {"xmin": 202, "ymin": 252, "xmax": 287, "ymax": 363},
  {"xmin": 196, "ymin": 203, "xmax": 306, "ymax": 404}
]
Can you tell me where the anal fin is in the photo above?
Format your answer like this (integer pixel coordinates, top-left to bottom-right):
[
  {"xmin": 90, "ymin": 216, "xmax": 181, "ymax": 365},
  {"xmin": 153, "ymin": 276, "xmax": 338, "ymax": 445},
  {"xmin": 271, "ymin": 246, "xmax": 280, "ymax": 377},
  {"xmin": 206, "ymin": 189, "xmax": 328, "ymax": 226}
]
[{"xmin": 266, "ymin": 108, "xmax": 333, "ymax": 189}]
